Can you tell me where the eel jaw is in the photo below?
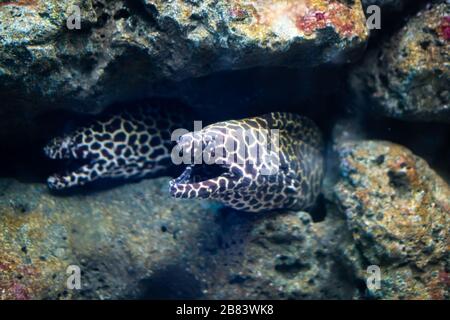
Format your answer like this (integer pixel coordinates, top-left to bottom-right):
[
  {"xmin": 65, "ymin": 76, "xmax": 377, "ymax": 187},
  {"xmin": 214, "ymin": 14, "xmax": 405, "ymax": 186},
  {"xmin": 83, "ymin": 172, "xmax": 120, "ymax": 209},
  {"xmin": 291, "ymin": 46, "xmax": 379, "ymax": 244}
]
[
  {"xmin": 169, "ymin": 162, "xmax": 233, "ymax": 199},
  {"xmin": 43, "ymin": 136, "xmax": 91, "ymax": 190},
  {"xmin": 46, "ymin": 174, "xmax": 70, "ymax": 191}
]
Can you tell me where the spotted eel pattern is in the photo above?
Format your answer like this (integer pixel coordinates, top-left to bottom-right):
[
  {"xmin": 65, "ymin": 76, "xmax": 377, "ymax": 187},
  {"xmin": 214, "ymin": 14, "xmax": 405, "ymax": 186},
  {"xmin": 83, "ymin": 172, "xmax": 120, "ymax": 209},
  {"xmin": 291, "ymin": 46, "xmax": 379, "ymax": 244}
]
[
  {"xmin": 169, "ymin": 112, "xmax": 324, "ymax": 212},
  {"xmin": 45, "ymin": 106, "xmax": 324, "ymax": 213},
  {"xmin": 44, "ymin": 102, "xmax": 188, "ymax": 190}
]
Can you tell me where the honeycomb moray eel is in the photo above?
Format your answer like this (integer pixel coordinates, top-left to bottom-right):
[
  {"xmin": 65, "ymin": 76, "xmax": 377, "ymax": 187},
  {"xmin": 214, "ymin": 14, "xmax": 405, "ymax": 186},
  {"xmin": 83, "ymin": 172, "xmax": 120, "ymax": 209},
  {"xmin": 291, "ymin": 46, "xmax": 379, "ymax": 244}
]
[
  {"xmin": 169, "ymin": 112, "xmax": 325, "ymax": 213},
  {"xmin": 44, "ymin": 101, "xmax": 190, "ymax": 190}
]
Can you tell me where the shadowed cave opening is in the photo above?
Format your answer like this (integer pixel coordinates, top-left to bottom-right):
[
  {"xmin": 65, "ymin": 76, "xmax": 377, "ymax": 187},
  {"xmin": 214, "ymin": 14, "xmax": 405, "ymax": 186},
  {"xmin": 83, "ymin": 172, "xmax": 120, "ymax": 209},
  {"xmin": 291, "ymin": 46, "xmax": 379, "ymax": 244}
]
[
  {"xmin": 134, "ymin": 265, "xmax": 204, "ymax": 300},
  {"xmin": 0, "ymin": 65, "xmax": 449, "ymax": 200}
]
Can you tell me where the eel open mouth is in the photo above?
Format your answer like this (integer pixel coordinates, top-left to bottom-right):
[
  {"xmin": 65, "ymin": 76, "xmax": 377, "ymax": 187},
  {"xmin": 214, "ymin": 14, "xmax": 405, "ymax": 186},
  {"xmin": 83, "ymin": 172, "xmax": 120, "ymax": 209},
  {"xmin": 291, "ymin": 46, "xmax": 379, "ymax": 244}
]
[
  {"xmin": 44, "ymin": 136, "xmax": 94, "ymax": 190},
  {"xmin": 48, "ymin": 157, "xmax": 92, "ymax": 176},
  {"xmin": 174, "ymin": 163, "xmax": 229, "ymax": 184},
  {"xmin": 169, "ymin": 130, "xmax": 243, "ymax": 199},
  {"xmin": 169, "ymin": 162, "xmax": 232, "ymax": 199}
]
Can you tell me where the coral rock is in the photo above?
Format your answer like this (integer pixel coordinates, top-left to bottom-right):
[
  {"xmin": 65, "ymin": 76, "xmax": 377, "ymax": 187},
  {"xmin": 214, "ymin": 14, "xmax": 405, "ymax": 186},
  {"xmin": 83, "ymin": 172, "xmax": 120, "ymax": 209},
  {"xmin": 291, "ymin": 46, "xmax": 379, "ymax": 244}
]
[
  {"xmin": 0, "ymin": 178, "xmax": 221, "ymax": 299},
  {"xmin": 204, "ymin": 211, "xmax": 357, "ymax": 299},
  {"xmin": 334, "ymin": 140, "xmax": 449, "ymax": 299},
  {"xmin": 0, "ymin": 177, "xmax": 357, "ymax": 300},
  {"xmin": 351, "ymin": 3, "xmax": 450, "ymax": 123},
  {"xmin": 0, "ymin": 0, "xmax": 368, "ymax": 141}
]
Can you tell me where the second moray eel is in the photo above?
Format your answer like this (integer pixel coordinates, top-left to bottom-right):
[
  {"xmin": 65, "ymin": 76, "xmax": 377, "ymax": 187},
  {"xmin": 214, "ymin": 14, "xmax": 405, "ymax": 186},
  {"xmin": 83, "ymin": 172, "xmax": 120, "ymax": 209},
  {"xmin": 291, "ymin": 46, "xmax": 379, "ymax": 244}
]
[
  {"xmin": 44, "ymin": 101, "xmax": 189, "ymax": 190},
  {"xmin": 45, "ymin": 105, "xmax": 324, "ymax": 213}
]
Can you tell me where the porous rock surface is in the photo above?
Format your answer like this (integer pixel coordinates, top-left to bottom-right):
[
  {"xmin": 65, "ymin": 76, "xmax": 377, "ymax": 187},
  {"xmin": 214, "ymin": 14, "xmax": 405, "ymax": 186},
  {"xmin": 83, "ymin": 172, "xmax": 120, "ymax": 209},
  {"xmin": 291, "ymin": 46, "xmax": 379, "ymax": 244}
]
[
  {"xmin": 0, "ymin": 0, "xmax": 368, "ymax": 141},
  {"xmin": 0, "ymin": 177, "xmax": 356, "ymax": 299},
  {"xmin": 205, "ymin": 210, "xmax": 358, "ymax": 299},
  {"xmin": 334, "ymin": 140, "xmax": 449, "ymax": 299},
  {"xmin": 351, "ymin": 2, "xmax": 450, "ymax": 122},
  {"xmin": 0, "ymin": 178, "xmax": 220, "ymax": 299}
]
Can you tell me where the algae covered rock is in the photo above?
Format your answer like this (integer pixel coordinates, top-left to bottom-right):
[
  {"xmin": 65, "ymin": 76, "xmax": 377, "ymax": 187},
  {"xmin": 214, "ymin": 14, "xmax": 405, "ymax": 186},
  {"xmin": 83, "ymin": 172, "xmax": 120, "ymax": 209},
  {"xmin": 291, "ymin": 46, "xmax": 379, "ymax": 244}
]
[
  {"xmin": 0, "ymin": 177, "xmax": 221, "ymax": 299},
  {"xmin": 205, "ymin": 211, "xmax": 358, "ymax": 299},
  {"xmin": 0, "ymin": 176, "xmax": 358, "ymax": 300},
  {"xmin": 0, "ymin": 0, "xmax": 368, "ymax": 142},
  {"xmin": 334, "ymin": 140, "xmax": 449, "ymax": 299},
  {"xmin": 351, "ymin": 2, "xmax": 450, "ymax": 122}
]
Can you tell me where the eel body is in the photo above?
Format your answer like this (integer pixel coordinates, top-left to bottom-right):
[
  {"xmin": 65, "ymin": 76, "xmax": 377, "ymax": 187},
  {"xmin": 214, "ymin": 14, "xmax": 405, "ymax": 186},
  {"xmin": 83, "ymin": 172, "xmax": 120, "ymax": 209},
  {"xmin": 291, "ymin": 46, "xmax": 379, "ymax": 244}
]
[
  {"xmin": 44, "ymin": 102, "xmax": 188, "ymax": 190},
  {"xmin": 169, "ymin": 112, "xmax": 324, "ymax": 213}
]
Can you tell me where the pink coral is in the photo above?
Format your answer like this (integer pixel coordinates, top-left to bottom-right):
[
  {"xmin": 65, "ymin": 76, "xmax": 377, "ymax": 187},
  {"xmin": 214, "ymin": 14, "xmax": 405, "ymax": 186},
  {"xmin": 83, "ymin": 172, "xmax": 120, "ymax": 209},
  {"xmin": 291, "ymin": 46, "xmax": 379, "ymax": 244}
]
[{"xmin": 439, "ymin": 16, "xmax": 450, "ymax": 41}]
